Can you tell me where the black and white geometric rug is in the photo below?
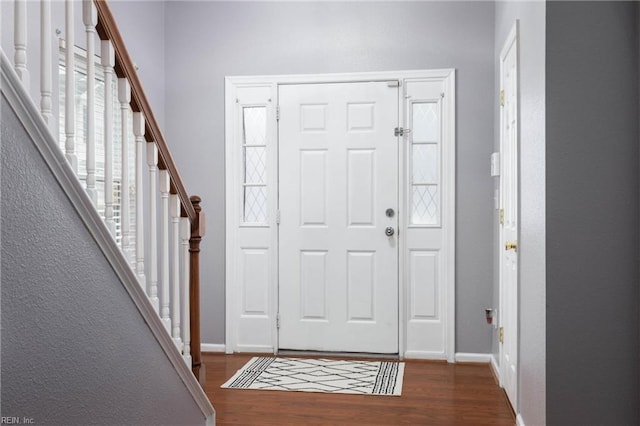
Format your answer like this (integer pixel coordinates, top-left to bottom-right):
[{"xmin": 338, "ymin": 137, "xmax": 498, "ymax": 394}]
[{"xmin": 221, "ymin": 357, "xmax": 404, "ymax": 396}]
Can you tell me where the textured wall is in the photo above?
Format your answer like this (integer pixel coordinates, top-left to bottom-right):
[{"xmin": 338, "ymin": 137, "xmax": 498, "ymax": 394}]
[
  {"xmin": 546, "ymin": 2, "xmax": 639, "ymax": 424},
  {"xmin": 494, "ymin": 2, "xmax": 546, "ymax": 424},
  {"xmin": 163, "ymin": 1, "xmax": 496, "ymax": 353},
  {"xmin": 0, "ymin": 96, "xmax": 206, "ymax": 426}
]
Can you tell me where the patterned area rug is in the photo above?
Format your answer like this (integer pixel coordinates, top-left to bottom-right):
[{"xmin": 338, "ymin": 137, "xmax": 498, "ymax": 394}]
[{"xmin": 221, "ymin": 357, "xmax": 405, "ymax": 396}]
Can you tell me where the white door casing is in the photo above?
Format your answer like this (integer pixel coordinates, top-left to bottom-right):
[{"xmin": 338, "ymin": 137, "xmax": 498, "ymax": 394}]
[
  {"xmin": 278, "ymin": 82, "xmax": 399, "ymax": 353},
  {"xmin": 224, "ymin": 70, "xmax": 455, "ymax": 359},
  {"xmin": 499, "ymin": 22, "xmax": 519, "ymax": 408}
]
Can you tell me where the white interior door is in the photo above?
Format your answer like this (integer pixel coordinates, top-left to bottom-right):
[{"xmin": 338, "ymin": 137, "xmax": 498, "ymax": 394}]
[
  {"xmin": 278, "ymin": 81, "xmax": 399, "ymax": 353},
  {"xmin": 499, "ymin": 23, "xmax": 519, "ymax": 408}
]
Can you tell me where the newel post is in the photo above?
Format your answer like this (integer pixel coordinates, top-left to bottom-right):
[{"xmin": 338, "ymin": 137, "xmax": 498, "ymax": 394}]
[{"xmin": 189, "ymin": 195, "xmax": 205, "ymax": 383}]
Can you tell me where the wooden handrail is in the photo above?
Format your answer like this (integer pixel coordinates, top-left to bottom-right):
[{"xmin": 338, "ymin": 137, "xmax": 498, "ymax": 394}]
[
  {"xmin": 93, "ymin": 0, "xmax": 204, "ymax": 383},
  {"xmin": 93, "ymin": 0, "xmax": 195, "ymax": 222}
]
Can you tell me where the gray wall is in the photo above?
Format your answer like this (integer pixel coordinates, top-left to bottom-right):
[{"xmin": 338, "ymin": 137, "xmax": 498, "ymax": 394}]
[
  {"xmin": 109, "ymin": 0, "xmax": 166, "ymax": 129},
  {"xmin": 163, "ymin": 1, "xmax": 497, "ymax": 352},
  {"xmin": 1, "ymin": 96, "xmax": 206, "ymax": 426},
  {"xmin": 546, "ymin": 2, "xmax": 639, "ymax": 424},
  {"xmin": 494, "ymin": 2, "xmax": 546, "ymax": 425}
]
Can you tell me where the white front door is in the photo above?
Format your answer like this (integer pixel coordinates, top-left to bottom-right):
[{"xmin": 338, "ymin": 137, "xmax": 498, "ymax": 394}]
[
  {"xmin": 499, "ymin": 23, "xmax": 519, "ymax": 408},
  {"xmin": 278, "ymin": 82, "xmax": 399, "ymax": 353}
]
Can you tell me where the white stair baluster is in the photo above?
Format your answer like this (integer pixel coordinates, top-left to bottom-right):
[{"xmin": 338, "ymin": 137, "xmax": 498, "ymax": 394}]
[
  {"xmin": 83, "ymin": 0, "xmax": 97, "ymax": 204},
  {"xmin": 146, "ymin": 144, "xmax": 160, "ymax": 313},
  {"xmin": 40, "ymin": 0, "xmax": 53, "ymax": 127},
  {"xmin": 118, "ymin": 78, "xmax": 132, "ymax": 263},
  {"xmin": 64, "ymin": 0, "xmax": 76, "ymax": 172},
  {"xmin": 159, "ymin": 169, "xmax": 172, "ymax": 333},
  {"xmin": 171, "ymin": 195, "xmax": 183, "ymax": 350},
  {"xmin": 14, "ymin": 0, "xmax": 29, "ymax": 90},
  {"xmin": 101, "ymin": 40, "xmax": 116, "ymax": 236},
  {"xmin": 133, "ymin": 112, "xmax": 146, "ymax": 286},
  {"xmin": 181, "ymin": 216, "xmax": 192, "ymax": 366}
]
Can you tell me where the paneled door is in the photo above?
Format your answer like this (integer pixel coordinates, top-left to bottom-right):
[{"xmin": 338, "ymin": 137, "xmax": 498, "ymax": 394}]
[
  {"xmin": 499, "ymin": 23, "xmax": 519, "ymax": 408},
  {"xmin": 278, "ymin": 82, "xmax": 399, "ymax": 353}
]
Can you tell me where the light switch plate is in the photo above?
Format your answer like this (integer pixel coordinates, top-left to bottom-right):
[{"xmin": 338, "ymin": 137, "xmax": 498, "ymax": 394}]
[{"xmin": 491, "ymin": 152, "xmax": 500, "ymax": 177}]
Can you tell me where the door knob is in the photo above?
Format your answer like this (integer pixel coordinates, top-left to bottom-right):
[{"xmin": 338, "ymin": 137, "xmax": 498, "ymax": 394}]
[
  {"xmin": 385, "ymin": 227, "xmax": 395, "ymax": 237},
  {"xmin": 505, "ymin": 241, "xmax": 518, "ymax": 252}
]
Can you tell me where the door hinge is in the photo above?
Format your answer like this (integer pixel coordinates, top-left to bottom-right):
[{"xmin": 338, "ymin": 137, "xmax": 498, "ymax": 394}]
[
  {"xmin": 505, "ymin": 241, "xmax": 518, "ymax": 252},
  {"xmin": 387, "ymin": 80, "xmax": 400, "ymax": 88},
  {"xmin": 499, "ymin": 208, "xmax": 504, "ymax": 225},
  {"xmin": 276, "ymin": 313, "xmax": 281, "ymax": 329},
  {"xmin": 394, "ymin": 127, "xmax": 411, "ymax": 137},
  {"xmin": 499, "ymin": 326, "xmax": 504, "ymax": 344},
  {"xmin": 276, "ymin": 209, "xmax": 281, "ymax": 225},
  {"xmin": 500, "ymin": 90, "xmax": 505, "ymax": 107},
  {"xmin": 276, "ymin": 106, "xmax": 280, "ymax": 121}
]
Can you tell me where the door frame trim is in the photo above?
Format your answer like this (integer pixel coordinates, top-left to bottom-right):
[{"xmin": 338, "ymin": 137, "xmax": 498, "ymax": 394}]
[{"xmin": 225, "ymin": 69, "xmax": 456, "ymax": 360}]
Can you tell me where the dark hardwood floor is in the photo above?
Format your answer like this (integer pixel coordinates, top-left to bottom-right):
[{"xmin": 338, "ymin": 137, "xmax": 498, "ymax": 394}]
[{"xmin": 202, "ymin": 353, "xmax": 515, "ymax": 425}]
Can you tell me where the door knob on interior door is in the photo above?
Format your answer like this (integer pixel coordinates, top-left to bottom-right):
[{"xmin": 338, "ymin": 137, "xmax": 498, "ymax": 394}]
[
  {"xmin": 385, "ymin": 227, "xmax": 395, "ymax": 237},
  {"xmin": 505, "ymin": 241, "xmax": 518, "ymax": 251}
]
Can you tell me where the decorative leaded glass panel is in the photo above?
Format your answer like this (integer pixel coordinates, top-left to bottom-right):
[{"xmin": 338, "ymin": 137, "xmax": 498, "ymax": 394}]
[
  {"xmin": 244, "ymin": 186, "xmax": 267, "ymax": 223},
  {"xmin": 412, "ymin": 102, "xmax": 438, "ymax": 143},
  {"xmin": 412, "ymin": 144, "xmax": 438, "ymax": 184},
  {"xmin": 411, "ymin": 185, "xmax": 439, "ymax": 225},
  {"xmin": 244, "ymin": 147, "xmax": 266, "ymax": 184},
  {"xmin": 410, "ymin": 101, "xmax": 440, "ymax": 226},
  {"xmin": 242, "ymin": 106, "xmax": 268, "ymax": 223},
  {"xmin": 243, "ymin": 107, "xmax": 267, "ymax": 146}
]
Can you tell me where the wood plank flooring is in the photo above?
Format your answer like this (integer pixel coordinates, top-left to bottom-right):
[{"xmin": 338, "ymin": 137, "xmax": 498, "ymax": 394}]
[{"xmin": 202, "ymin": 353, "xmax": 515, "ymax": 425}]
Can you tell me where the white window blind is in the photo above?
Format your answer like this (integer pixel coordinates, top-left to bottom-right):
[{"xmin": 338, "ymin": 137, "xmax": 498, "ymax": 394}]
[{"xmin": 58, "ymin": 45, "xmax": 136, "ymax": 245}]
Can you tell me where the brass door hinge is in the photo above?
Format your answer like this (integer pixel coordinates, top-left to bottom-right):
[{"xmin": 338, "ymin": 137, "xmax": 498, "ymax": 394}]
[
  {"xmin": 499, "ymin": 208, "xmax": 504, "ymax": 225},
  {"xmin": 499, "ymin": 326, "xmax": 504, "ymax": 344},
  {"xmin": 505, "ymin": 241, "xmax": 518, "ymax": 252},
  {"xmin": 500, "ymin": 90, "xmax": 505, "ymax": 107}
]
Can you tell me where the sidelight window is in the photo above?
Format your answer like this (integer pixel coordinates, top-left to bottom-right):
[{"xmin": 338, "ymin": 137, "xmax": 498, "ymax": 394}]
[
  {"xmin": 410, "ymin": 102, "xmax": 441, "ymax": 226},
  {"xmin": 241, "ymin": 106, "xmax": 268, "ymax": 224}
]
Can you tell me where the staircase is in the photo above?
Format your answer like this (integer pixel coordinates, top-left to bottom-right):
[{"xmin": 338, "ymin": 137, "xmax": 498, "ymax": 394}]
[{"xmin": 1, "ymin": 0, "xmax": 214, "ymax": 424}]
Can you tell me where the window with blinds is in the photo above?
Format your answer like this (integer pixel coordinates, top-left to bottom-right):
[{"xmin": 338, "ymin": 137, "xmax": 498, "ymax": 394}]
[{"xmin": 58, "ymin": 45, "xmax": 136, "ymax": 245}]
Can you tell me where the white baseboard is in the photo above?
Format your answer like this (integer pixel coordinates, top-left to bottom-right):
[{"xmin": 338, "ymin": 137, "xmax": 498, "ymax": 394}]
[
  {"xmin": 516, "ymin": 414, "xmax": 525, "ymax": 426},
  {"xmin": 235, "ymin": 345, "xmax": 274, "ymax": 354},
  {"xmin": 404, "ymin": 350, "xmax": 447, "ymax": 361},
  {"xmin": 201, "ymin": 343, "xmax": 226, "ymax": 353},
  {"xmin": 454, "ymin": 353, "xmax": 491, "ymax": 363}
]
